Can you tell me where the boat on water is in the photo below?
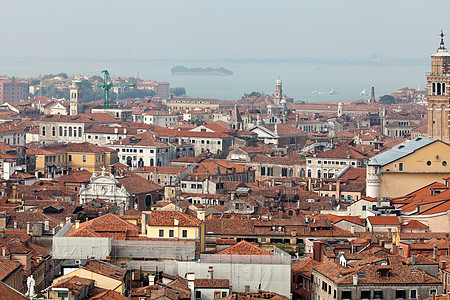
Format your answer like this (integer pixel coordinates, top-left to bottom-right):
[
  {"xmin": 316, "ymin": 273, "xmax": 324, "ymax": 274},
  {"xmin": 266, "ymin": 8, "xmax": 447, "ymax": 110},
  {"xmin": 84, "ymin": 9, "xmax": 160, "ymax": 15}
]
[
  {"xmin": 329, "ymin": 89, "xmax": 337, "ymax": 95},
  {"xmin": 361, "ymin": 89, "xmax": 368, "ymax": 96},
  {"xmin": 312, "ymin": 90, "xmax": 319, "ymax": 94}
]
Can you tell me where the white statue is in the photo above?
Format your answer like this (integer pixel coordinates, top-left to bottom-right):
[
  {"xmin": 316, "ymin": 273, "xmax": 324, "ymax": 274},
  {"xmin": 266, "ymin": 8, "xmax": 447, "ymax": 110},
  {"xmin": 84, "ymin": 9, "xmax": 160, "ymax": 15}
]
[
  {"xmin": 25, "ymin": 275, "xmax": 36, "ymax": 299},
  {"xmin": 101, "ymin": 166, "xmax": 106, "ymax": 176}
]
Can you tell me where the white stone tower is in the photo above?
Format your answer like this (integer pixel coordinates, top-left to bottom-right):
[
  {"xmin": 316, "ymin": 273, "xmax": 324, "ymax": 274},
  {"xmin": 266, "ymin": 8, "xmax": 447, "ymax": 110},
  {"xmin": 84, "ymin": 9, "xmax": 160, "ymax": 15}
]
[
  {"xmin": 274, "ymin": 77, "xmax": 282, "ymax": 105},
  {"xmin": 337, "ymin": 102, "xmax": 344, "ymax": 117},
  {"xmin": 69, "ymin": 81, "xmax": 83, "ymax": 116}
]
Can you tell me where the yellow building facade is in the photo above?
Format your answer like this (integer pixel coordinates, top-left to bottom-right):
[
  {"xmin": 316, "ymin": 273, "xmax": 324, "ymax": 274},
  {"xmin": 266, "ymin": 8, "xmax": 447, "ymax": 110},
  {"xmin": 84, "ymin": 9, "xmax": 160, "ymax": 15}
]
[
  {"xmin": 32, "ymin": 142, "xmax": 118, "ymax": 175},
  {"xmin": 367, "ymin": 137, "xmax": 450, "ymax": 198}
]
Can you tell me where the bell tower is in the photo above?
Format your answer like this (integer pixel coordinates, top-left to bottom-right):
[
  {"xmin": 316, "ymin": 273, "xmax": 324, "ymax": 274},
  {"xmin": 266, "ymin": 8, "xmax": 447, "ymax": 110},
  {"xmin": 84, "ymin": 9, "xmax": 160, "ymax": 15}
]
[
  {"xmin": 69, "ymin": 81, "xmax": 83, "ymax": 115},
  {"xmin": 274, "ymin": 77, "xmax": 282, "ymax": 105},
  {"xmin": 427, "ymin": 30, "xmax": 450, "ymax": 142}
]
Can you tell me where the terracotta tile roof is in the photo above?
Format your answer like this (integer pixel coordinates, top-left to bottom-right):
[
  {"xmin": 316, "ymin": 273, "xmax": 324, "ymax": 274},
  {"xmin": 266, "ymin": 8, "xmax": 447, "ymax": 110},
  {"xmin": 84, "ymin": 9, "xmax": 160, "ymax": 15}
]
[
  {"xmin": 367, "ymin": 216, "xmax": 400, "ymax": 226},
  {"xmin": 313, "ymin": 143, "xmax": 370, "ymax": 160},
  {"xmin": 135, "ymin": 166, "xmax": 186, "ymax": 173},
  {"xmin": 291, "ymin": 257, "xmax": 320, "ymax": 277},
  {"xmin": 82, "ymin": 260, "xmax": 126, "ymax": 281},
  {"xmin": 118, "ymin": 174, "xmax": 163, "ymax": 195},
  {"xmin": 112, "ymin": 131, "xmax": 168, "ymax": 147},
  {"xmin": 85, "ymin": 125, "xmax": 138, "ymax": 135},
  {"xmin": 0, "ymin": 257, "xmax": 22, "ymax": 281},
  {"xmin": 52, "ymin": 275, "xmax": 94, "ymax": 294},
  {"xmin": 261, "ymin": 124, "xmax": 306, "ymax": 136},
  {"xmin": 193, "ymin": 159, "xmax": 250, "ymax": 175},
  {"xmin": 147, "ymin": 210, "xmax": 201, "ymax": 227},
  {"xmin": 313, "ymin": 260, "xmax": 440, "ymax": 285},
  {"xmin": 401, "ymin": 220, "xmax": 428, "ymax": 229},
  {"xmin": 0, "ymin": 281, "xmax": 28, "ymax": 299},
  {"xmin": 195, "ymin": 278, "xmax": 230, "ymax": 288},
  {"xmin": 40, "ymin": 114, "xmax": 96, "ymax": 124},
  {"xmin": 67, "ymin": 213, "xmax": 140, "ymax": 240},
  {"xmin": 0, "ymin": 123, "xmax": 23, "ymax": 133},
  {"xmin": 215, "ymin": 241, "xmax": 273, "ymax": 256},
  {"xmin": 88, "ymin": 289, "xmax": 128, "ymax": 300},
  {"xmin": 80, "ymin": 113, "xmax": 120, "ymax": 123},
  {"xmin": 43, "ymin": 142, "xmax": 117, "ymax": 154}
]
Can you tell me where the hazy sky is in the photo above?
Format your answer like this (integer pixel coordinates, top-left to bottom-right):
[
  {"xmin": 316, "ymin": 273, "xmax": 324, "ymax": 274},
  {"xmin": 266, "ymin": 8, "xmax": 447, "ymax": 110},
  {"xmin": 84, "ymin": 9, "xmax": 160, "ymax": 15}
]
[{"xmin": 1, "ymin": 0, "xmax": 449, "ymax": 61}]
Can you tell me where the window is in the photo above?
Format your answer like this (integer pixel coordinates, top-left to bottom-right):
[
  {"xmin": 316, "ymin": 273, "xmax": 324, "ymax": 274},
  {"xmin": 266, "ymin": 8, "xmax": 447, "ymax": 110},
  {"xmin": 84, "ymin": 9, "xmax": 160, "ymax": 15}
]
[
  {"xmin": 429, "ymin": 289, "xmax": 437, "ymax": 295},
  {"xmin": 373, "ymin": 290, "xmax": 383, "ymax": 299},
  {"xmin": 427, "ymin": 161, "xmax": 431, "ymax": 166},
  {"xmin": 159, "ymin": 230, "xmax": 164, "ymax": 237},
  {"xmin": 410, "ymin": 290, "xmax": 417, "ymax": 299},
  {"xmin": 169, "ymin": 230, "xmax": 174, "ymax": 237},
  {"xmin": 182, "ymin": 230, "xmax": 188, "ymax": 237},
  {"xmin": 196, "ymin": 291, "xmax": 201, "ymax": 299},
  {"xmin": 82, "ymin": 155, "xmax": 86, "ymax": 162},
  {"xmin": 362, "ymin": 205, "xmax": 367, "ymax": 211},
  {"xmin": 361, "ymin": 291, "xmax": 370, "ymax": 299},
  {"xmin": 341, "ymin": 291, "xmax": 351, "ymax": 300},
  {"xmin": 57, "ymin": 291, "xmax": 69, "ymax": 299},
  {"xmin": 395, "ymin": 290, "xmax": 405, "ymax": 299},
  {"xmin": 52, "ymin": 126, "xmax": 56, "ymax": 136},
  {"xmin": 42, "ymin": 126, "xmax": 46, "ymax": 136},
  {"xmin": 68, "ymin": 155, "xmax": 72, "ymax": 162},
  {"xmin": 222, "ymin": 292, "xmax": 227, "ymax": 298}
]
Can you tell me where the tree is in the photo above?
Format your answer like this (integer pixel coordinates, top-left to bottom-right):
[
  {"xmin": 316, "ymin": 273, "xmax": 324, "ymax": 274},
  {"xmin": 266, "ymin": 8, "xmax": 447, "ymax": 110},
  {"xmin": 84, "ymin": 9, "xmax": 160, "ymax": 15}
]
[
  {"xmin": 56, "ymin": 73, "xmax": 68, "ymax": 79},
  {"xmin": 29, "ymin": 79, "xmax": 40, "ymax": 86},
  {"xmin": 170, "ymin": 87, "xmax": 186, "ymax": 97},
  {"xmin": 117, "ymin": 89, "xmax": 155, "ymax": 100},
  {"xmin": 242, "ymin": 91, "xmax": 262, "ymax": 99},
  {"xmin": 379, "ymin": 95, "xmax": 396, "ymax": 105}
]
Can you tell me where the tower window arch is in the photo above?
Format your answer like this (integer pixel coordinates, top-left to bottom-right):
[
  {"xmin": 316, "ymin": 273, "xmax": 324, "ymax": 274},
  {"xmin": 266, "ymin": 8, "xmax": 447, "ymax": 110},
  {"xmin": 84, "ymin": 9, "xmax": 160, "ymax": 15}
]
[
  {"xmin": 432, "ymin": 83, "xmax": 436, "ymax": 94},
  {"xmin": 437, "ymin": 82, "xmax": 441, "ymax": 95},
  {"xmin": 443, "ymin": 83, "xmax": 446, "ymax": 95}
]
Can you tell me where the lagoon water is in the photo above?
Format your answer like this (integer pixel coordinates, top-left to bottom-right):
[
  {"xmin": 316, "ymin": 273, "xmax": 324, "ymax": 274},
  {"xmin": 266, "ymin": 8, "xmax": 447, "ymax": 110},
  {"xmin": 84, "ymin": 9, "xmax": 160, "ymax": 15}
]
[{"xmin": 0, "ymin": 58, "xmax": 429, "ymax": 102}]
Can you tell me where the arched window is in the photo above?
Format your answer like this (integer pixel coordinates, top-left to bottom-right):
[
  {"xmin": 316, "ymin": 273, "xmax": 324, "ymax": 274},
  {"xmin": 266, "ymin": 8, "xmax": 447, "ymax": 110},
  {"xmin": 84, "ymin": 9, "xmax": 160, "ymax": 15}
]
[
  {"xmin": 157, "ymin": 175, "xmax": 161, "ymax": 184},
  {"xmin": 150, "ymin": 158, "xmax": 154, "ymax": 166},
  {"xmin": 443, "ymin": 83, "xmax": 446, "ymax": 95},
  {"xmin": 145, "ymin": 195, "xmax": 152, "ymax": 207},
  {"xmin": 261, "ymin": 167, "xmax": 266, "ymax": 176},
  {"xmin": 169, "ymin": 176, "xmax": 173, "ymax": 184},
  {"xmin": 68, "ymin": 127, "xmax": 72, "ymax": 137},
  {"xmin": 42, "ymin": 126, "xmax": 46, "ymax": 136},
  {"xmin": 289, "ymin": 168, "xmax": 294, "ymax": 177},
  {"xmin": 59, "ymin": 126, "xmax": 63, "ymax": 136},
  {"xmin": 126, "ymin": 156, "xmax": 132, "ymax": 167},
  {"xmin": 52, "ymin": 126, "xmax": 56, "ymax": 137},
  {"xmin": 300, "ymin": 169, "xmax": 306, "ymax": 177},
  {"xmin": 433, "ymin": 83, "xmax": 436, "ymax": 94},
  {"xmin": 78, "ymin": 127, "xmax": 82, "ymax": 137},
  {"xmin": 437, "ymin": 82, "xmax": 442, "ymax": 95}
]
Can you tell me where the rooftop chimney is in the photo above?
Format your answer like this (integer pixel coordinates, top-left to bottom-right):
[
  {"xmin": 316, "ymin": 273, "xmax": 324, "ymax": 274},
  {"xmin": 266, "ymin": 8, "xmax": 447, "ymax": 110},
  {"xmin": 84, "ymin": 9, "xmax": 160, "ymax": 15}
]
[
  {"xmin": 26, "ymin": 222, "xmax": 30, "ymax": 235},
  {"xmin": 433, "ymin": 246, "xmax": 438, "ymax": 261},
  {"xmin": 207, "ymin": 266, "xmax": 214, "ymax": 279},
  {"xmin": 75, "ymin": 220, "xmax": 80, "ymax": 229}
]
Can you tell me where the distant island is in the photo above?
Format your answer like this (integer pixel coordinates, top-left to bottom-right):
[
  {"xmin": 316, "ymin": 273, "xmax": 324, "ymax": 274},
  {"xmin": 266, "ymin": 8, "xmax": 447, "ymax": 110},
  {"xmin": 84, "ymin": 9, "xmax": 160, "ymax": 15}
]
[{"xmin": 171, "ymin": 65, "xmax": 233, "ymax": 75}]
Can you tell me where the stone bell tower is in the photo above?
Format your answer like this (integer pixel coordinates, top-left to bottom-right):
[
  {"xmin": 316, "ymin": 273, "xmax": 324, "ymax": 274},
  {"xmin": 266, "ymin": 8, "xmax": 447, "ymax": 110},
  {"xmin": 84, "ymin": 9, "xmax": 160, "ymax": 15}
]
[
  {"xmin": 69, "ymin": 81, "xmax": 83, "ymax": 116},
  {"xmin": 427, "ymin": 30, "xmax": 450, "ymax": 142}
]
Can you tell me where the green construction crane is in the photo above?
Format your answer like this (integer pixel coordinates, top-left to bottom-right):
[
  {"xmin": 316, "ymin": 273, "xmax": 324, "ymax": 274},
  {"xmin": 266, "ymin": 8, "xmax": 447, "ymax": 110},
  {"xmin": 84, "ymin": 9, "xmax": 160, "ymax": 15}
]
[{"xmin": 100, "ymin": 69, "xmax": 135, "ymax": 109}]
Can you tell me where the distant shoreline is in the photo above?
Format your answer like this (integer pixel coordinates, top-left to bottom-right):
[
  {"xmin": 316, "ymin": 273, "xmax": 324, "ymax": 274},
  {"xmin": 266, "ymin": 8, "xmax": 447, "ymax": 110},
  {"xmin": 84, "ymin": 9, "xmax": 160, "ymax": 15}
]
[{"xmin": 171, "ymin": 65, "xmax": 233, "ymax": 76}]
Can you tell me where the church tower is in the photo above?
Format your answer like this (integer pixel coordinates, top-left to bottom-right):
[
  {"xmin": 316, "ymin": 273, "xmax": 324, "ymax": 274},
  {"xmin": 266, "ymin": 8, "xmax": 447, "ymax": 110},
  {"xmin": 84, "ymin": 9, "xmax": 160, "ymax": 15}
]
[
  {"xmin": 274, "ymin": 77, "xmax": 282, "ymax": 105},
  {"xmin": 69, "ymin": 81, "xmax": 83, "ymax": 116},
  {"xmin": 427, "ymin": 30, "xmax": 450, "ymax": 143}
]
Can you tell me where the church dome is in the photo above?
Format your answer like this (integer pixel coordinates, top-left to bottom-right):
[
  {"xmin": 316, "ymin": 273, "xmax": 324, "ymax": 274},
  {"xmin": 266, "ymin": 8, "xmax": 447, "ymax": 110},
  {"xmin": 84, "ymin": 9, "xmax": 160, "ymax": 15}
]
[{"xmin": 276, "ymin": 78, "xmax": 282, "ymax": 85}]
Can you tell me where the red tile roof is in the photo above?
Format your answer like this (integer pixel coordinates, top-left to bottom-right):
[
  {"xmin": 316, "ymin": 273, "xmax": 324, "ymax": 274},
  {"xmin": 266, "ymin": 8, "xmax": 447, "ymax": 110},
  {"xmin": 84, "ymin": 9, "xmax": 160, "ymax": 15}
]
[
  {"xmin": 147, "ymin": 210, "xmax": 201, "ymax": 227},
  {"xmin": 367, "ymin": 216, "xmax": 400, "ymax": 226},
  {"xmin": 215, "ymin": 241, "xmax": 273, "ymax": 256},
  {"xmin": 194, "ymin": 278, "xmax": 230, "ymax": 288}
]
